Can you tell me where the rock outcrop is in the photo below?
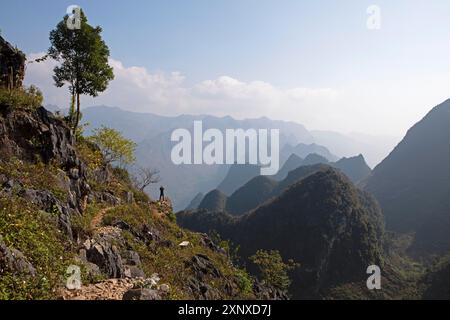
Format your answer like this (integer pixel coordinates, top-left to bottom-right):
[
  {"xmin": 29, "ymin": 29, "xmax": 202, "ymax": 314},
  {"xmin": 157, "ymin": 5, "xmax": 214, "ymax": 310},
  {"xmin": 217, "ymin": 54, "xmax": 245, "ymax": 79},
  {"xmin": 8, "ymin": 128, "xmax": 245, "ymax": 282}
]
[{"xmin": 0, "ymin": 36, "xmax": 26, "ymax": 89}]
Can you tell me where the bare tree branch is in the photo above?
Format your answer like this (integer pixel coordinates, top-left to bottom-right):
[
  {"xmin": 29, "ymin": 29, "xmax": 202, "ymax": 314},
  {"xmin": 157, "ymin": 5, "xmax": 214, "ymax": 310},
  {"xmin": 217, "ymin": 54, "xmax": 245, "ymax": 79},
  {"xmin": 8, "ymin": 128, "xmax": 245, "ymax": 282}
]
[{"xmin": 133, "ymin": 166, "xmax": 161, "ymax": 191}]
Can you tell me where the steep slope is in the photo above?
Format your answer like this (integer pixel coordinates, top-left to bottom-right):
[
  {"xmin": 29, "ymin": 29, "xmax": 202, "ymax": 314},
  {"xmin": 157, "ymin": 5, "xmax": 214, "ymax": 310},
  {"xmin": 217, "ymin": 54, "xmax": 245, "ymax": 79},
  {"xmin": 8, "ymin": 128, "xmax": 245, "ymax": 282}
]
[
  {"xmin": 332, "ymin": 154, "xmax": 371, "ymax": 183},
  {"xmin": 225, "ymin": 176, "xmax": 278, "ymax": 215},
  {"xmin": 302, "ymin": 153, "xmax": 329, "ymax": 166},
  {"xmin": 185, "ymin": 192, "xmax": 204, "ymax": 210},
  {"xmin": 178, "ymin": 168, "xmax": 385, "ymax": 299},
  {"xmin": 274, "ymin": 164, "xmax": 331, "ymax": 196},
  {"xmin": 273, "ymin": 154, "xmax": 303, "ymax": 181},
  {"xmin": 365, "ymin": 99, "xmax": 450, "ymax": 255},
  {"xmin": 217, "ymin": 164, "xmax": 261, "ymax": 196},
  {"xmin": 198, "ymin": 189, "xmax": 228, "ymax": 212},
  {"xmin": 422, "ymin": 253, "xmax": 450, "ymax": 299}
]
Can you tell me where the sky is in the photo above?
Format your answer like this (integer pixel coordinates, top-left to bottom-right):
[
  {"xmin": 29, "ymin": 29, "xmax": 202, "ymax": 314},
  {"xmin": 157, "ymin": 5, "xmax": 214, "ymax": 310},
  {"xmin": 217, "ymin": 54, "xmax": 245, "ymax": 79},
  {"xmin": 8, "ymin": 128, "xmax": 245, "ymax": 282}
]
[{"xmin": 1, "ymin": 0, "xmax": 450, "ymax": 137}]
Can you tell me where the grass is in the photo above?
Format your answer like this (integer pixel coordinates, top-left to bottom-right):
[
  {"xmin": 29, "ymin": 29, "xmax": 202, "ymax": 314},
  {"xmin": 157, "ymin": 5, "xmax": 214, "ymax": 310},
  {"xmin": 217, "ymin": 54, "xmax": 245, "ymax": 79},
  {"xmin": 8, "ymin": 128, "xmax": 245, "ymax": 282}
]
[
  {"xmin": 0, "ymin": 158, "xmax": 67, "ymax": 202},
  {"xmin": 0, "ymin": 196, "xmax": 73, "ymax": 299}
]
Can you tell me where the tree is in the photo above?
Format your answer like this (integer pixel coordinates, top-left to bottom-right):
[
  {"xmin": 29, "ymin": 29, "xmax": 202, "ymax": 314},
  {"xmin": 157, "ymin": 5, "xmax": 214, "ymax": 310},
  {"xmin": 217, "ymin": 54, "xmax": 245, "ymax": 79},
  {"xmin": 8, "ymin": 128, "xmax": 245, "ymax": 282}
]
[
  {"xmin": 89, "ymin": 126, "xmax": 136, "ymax": 167},
  {"xmin": 132, "ymin": 166, "xmax": 161, "ymax": 191},
  {"xmin": 249, "ymin": 250, "xmax": 299, "ymax": 291},
  {"xmin": 48, "ymin": 9, "xmax": 114, "ymax": 131}
]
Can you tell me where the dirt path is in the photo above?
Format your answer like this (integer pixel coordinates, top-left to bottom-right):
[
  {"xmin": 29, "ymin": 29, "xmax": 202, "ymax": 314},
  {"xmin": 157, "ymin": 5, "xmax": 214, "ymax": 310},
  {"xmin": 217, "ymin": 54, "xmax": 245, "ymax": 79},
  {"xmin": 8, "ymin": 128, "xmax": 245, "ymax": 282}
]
[
  {"xmin": 90, "ymin": 206, "xmax": 113, "ymax": 230},
  {"xmin": 62, "ymin": 278, "xmax": 136, "ymax": 300},
  {"xmin": 62, "ymin": 206, "xmax": 131, "ymax": 300}
]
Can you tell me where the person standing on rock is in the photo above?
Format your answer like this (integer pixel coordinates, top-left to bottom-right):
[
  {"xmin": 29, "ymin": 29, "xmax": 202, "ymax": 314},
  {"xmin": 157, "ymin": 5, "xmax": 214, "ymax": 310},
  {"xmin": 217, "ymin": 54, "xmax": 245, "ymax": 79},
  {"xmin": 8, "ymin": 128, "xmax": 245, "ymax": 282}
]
[{"xmin": 159, "ymin": 186, "xmax": 165, "ymax": 202}]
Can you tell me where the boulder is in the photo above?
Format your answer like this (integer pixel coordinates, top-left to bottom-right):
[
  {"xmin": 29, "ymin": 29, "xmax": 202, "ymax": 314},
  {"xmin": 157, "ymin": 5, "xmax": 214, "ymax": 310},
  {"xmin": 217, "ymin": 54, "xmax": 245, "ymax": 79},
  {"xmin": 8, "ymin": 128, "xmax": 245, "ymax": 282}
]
[
  {"xmin": 85, "ymin": 238, "xmax": 124, "ymax": 278},
  {"xmin": 185, "ymin": 254, "xmax": 222, "ymax": 279},
  {"xmin": 186, "ymin": 276, "xmax": 221, "ymax": 300},
  {"xmin": 122, "ymin": 288, "xmax": 161, "ymax": 300},
  {"xmin": 0, "ymin": 236, "xmax": 36, "ymax": 276},
  {"xmin": 124, "ymin": 266, "xmax": 145, "ymax": 279}
]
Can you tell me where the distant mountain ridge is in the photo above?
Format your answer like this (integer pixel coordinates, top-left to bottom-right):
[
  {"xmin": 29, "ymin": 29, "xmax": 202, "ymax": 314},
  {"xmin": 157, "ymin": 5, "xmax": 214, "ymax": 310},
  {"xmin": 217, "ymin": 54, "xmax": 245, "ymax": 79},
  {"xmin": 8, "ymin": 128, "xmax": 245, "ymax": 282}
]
[
  {"xmin": 217, "ymin": 147, "xmax": 338, "ymax": 197},
  {"xmin": 194, "ymin": 153, "xmax": 371, "ymax": 214}
]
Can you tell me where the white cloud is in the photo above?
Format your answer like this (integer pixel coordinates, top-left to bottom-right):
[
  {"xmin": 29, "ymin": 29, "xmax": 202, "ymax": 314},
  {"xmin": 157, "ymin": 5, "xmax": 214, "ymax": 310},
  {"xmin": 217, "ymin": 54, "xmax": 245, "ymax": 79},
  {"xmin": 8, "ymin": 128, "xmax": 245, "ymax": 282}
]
[
  {"xmin": 24, "ymin": 53, "xmax": 450, "ymax": 137},
  {"xmin": 24, "ymin": 53, "xmax": 338, "ymax": 127}
]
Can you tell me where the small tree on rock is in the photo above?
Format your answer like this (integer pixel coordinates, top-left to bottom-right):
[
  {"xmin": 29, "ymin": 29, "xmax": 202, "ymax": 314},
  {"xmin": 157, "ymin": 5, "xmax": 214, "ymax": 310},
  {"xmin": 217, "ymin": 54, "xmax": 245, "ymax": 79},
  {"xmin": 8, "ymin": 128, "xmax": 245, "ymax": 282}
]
[{"xmin": 89, "ymin": 126, "xmax": 136, "ymax": 167}]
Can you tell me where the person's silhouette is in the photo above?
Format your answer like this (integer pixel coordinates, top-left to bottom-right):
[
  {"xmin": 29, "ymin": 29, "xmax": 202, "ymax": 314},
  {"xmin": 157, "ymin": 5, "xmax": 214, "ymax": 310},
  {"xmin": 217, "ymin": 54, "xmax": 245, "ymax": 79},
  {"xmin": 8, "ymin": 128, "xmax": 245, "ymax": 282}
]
[{"xmin": 159, "ymin": 186, "xmax": 165, "ymax": 202}]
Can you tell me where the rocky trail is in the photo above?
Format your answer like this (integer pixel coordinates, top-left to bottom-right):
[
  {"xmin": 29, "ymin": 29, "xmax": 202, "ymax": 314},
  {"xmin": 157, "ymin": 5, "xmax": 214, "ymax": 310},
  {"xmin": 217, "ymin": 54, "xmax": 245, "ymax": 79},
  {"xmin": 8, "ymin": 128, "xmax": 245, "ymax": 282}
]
[{"xmin": 60, "ymin": 203, "xmax": 169, "ymax": 300}]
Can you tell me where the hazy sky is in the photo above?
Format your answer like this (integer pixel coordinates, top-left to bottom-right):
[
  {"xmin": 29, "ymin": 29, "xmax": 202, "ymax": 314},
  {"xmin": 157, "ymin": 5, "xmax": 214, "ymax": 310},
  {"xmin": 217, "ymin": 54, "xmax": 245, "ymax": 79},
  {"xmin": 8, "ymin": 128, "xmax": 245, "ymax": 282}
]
[{"xmin": 1, "ymin": 0, "xmax": 450, "ymax": 137}]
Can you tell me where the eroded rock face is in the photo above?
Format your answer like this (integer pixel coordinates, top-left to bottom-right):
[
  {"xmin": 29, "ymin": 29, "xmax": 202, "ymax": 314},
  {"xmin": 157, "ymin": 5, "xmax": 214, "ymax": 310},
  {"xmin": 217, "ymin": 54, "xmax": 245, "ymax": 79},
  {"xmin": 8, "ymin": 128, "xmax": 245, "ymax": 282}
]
[
  {"xmin": 0, "ymin": 36, "xmax": 26, "ymax": 89},
  {"xmin": 253, "ymin": 280, "xmax": 289, "ymax": 300},
  {"xmin": 186, "ymin": 254, "xmax": 222, "ymax": 279},
  {"xmin": 0, "ymin": 236, "xmax": 36, "ymax": 276},
  {"xmin": 84, "ymin": 238, "xmax": 124, "ymax": 279},
  {"xmin": 0, "ymin": 107, "xmax": 95, "ymax": 239}
]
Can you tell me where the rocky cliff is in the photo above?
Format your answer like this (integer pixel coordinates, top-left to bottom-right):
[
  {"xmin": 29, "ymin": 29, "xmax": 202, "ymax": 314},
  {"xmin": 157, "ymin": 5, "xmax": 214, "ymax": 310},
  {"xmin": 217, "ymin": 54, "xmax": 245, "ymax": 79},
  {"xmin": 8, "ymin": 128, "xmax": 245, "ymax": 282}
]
[{"xmin": 0, "ymin": 36, "xmax": 25, "ymax": 89}]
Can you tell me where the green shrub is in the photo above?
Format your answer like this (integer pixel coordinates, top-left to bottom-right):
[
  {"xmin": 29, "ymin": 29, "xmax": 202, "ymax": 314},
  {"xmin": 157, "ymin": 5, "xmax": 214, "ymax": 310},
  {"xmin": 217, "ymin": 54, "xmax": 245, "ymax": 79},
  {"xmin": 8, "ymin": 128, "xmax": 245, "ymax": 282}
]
[
  {"xmin": 235, "ymin": 269, "xmax": 254, "ymax": 296},
  {"xmin": 132, "ymin": 189, "xmax": 150, "ymax": 203},
  {"xmin": 249, "ymin": 250, "xmax": 299, "ymax": 292},
  {"xmin": 0, "ymin": 86, "xmax": 43, "ymax": 110}
]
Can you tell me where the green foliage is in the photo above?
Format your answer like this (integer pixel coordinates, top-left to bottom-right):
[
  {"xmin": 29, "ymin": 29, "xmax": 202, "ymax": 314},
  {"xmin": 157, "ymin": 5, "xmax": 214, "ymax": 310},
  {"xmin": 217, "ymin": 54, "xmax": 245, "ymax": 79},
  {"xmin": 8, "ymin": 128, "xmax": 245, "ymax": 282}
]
[
  {"xmin": 76, "ymin": 136, "xmax": 104, "ymax": 170},
  {"xmin": 235, "ymin": 269, "xmax": 254, "ymax": 296},
  {"xmin": 48, "ymin": 9, "xmax": 114, "ymax": 130},
  {"xmin": 209, "ymin": 230, "xmax": 241, "ymax": 264},
  {"xmin": 111, "ymin": 167, "xmax": 132, "ymax": 184},
  {"xmin": 0, "ymin": 86, "xmax": 43, "ymax": 110},
  {"xmin": 88, "ymin": 126, "xmax": 136, "ymax": 167},
  {"xmin": 102, "ymin": 203, "xmax": 150, "ymax": 230},
  {"xmin": 167, "ymin": 210, "xmax": 177, "ymax": 223},
  {"xmin": 0, "ymin": 197, "xmax": 72, "ymax": 299},
  {"xmin": 249, "ymin": 250, "xmax": 299, "ymax": 291},
  {"xmin": 71, "ymin": 203, "xmax": 102, "ymax": 238},
  {"xmin": 132, "ymin": 189, "xmax": 150, "ymax": 203}
]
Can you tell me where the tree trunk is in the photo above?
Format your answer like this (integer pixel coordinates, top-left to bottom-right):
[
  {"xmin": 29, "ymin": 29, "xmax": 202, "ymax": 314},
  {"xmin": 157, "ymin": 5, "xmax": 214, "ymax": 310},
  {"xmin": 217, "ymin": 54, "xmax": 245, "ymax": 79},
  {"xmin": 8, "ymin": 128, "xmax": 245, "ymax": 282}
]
[
  {"xmin": 74, "ymin": 92, "xmax": 81, "ymax": 131},
  {"xmin": 69, "ymin": 92, "xmax": 75, "ymax": 126}
]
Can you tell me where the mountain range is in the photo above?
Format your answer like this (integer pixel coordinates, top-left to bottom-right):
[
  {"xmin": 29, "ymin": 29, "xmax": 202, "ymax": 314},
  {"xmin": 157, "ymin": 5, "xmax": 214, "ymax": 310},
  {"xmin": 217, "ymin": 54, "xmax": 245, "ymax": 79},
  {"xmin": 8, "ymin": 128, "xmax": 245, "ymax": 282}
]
[
  {"xmin": 193, "ymin": 154, "xmax": 371, "ymax": 214},
  {"xmin": 81, "ymin": 106, "xmax": 396, "ymax": 210}
]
